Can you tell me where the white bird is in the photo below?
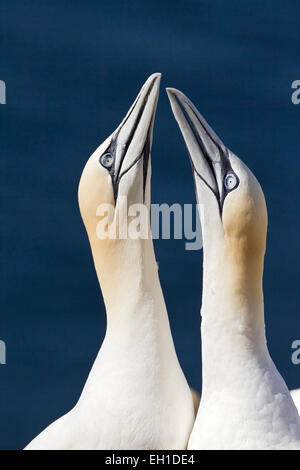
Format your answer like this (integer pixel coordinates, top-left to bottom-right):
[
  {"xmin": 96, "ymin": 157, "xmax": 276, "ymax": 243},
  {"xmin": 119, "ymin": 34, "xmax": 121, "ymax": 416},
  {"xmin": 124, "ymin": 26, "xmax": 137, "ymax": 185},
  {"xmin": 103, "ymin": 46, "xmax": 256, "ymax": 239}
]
[
  {"xmin": 167, "ymin": 87, "xmax": 300, "ymax": 450},
  {"xmin": 25, "ymin": 74, "xmax": 195, "ymax": 450}
]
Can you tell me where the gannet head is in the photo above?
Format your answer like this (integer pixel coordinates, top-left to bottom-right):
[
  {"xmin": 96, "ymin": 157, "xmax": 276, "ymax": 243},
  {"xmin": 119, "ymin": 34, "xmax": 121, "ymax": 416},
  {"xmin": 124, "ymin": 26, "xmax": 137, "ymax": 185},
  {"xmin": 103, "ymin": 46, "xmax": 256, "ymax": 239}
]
[
  {"xmin": 166, "ymin": 88, "xmax": 268, "ymax": 262},
  {"xmin": 78, "ymin": 74, "xmax": 161, "ymax": 245}
]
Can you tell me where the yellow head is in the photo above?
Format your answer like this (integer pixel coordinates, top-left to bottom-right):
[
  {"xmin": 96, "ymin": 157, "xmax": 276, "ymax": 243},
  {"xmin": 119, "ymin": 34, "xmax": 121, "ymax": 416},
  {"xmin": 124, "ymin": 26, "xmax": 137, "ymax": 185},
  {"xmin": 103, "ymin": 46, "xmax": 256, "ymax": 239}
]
[
  {"xmin": 166, "ymin": 88, "xmax": 267, "ymax": 262},
  {"xmin": 78, "ymin": 74, "xmax": 161, "ymax": 249}
]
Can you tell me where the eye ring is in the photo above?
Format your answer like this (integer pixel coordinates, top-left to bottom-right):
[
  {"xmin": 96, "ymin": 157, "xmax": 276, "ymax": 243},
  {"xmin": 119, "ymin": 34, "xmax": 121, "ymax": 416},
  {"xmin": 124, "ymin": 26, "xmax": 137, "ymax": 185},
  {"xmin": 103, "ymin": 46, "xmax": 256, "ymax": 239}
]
[
  {"xmin": 100, "ymin": 153, "xmax": 114, "ymax": 169},
  {"xmin": 224, "ymin": 172, "xmax": 238, "ymax": 191}
]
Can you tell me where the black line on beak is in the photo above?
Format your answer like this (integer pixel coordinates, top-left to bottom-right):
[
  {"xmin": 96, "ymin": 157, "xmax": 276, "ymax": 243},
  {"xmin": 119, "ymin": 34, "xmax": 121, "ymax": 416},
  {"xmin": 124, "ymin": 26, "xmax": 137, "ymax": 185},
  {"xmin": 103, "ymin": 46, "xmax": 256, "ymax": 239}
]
[
  {"xmin": 172, "ymin": 94, "xmax": 220, "ymax": 201},
  {"xmin": 172, "ymin": 93, "xmax": 234, "ymax": 215},
  {"xmin": 104, "ymin": 79, "xmax": 156, "ymax": 203}
]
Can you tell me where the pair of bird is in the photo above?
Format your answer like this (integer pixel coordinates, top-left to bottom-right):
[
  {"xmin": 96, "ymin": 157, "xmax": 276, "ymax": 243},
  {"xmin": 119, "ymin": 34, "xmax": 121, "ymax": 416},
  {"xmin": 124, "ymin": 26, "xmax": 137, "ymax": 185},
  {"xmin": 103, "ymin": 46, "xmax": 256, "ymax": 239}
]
[{"xmin": 25, "ymin": 73, "xmax": 300, "ymax": 450}]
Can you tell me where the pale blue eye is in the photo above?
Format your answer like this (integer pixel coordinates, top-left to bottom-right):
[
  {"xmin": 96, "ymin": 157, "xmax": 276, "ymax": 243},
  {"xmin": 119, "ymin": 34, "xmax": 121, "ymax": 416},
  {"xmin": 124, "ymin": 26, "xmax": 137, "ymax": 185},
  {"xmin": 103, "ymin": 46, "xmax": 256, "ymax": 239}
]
[
  {"xmin": 224, "ymin": 172, "xmax": 238, "ymax": 190},
  {"xmin": 100, "ymin": 153, "xmax": 114, "ymax": 168}
]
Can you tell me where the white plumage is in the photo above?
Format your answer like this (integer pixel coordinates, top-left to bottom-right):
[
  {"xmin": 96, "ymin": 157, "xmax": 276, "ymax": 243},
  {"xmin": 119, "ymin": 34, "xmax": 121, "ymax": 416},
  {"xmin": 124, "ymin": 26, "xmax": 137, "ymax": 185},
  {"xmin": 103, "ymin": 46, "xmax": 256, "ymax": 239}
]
[
  {"xmin": 25, "ymin": 74, "xmax": 194, "ymax": 450},
  {"xmin": 167, "ymin": 87, "xmax": 300, "ymax": 450}
]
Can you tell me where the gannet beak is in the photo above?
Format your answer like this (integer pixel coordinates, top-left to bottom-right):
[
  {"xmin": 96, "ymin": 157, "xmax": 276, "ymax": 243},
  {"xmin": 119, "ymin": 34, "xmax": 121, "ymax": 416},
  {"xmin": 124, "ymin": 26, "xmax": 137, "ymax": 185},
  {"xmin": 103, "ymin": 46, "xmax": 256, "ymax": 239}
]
[
  {"xmin": 104, "ymin": 73, "xmax": 161, "ymax": 202},
  {"xmin": 166, "ymin": 87, "xmax": 232, "ymax": 211}
]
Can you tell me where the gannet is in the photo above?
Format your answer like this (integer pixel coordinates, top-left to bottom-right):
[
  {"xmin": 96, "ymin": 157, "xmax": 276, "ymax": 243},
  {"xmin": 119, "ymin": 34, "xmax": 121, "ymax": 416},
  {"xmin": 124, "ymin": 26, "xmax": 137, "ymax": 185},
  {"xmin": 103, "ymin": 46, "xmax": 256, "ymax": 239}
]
[
  {"xmin": 25, "ymin": 74, "xmax": 195, "ymax": 450},
  {"xmin": 166, "ymin": 87, "xmax": 300, "ymax": 450}
]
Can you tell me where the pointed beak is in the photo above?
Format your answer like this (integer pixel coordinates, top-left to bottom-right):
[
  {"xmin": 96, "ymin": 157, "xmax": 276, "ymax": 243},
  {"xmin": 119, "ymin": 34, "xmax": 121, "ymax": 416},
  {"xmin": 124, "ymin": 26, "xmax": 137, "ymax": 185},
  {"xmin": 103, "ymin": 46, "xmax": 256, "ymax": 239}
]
[
  {"xmin": 105, "ymin": 73, "xmax": 161, "ymax": 201},
  {"xmin": 166, "ymin": 87, "xmax": 232, "ymax": 210}
]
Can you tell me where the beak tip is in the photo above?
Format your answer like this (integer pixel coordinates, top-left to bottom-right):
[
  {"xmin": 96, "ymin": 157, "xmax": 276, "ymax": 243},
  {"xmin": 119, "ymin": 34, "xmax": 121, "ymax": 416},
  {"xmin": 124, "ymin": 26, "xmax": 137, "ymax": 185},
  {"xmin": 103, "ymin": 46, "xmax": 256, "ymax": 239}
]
[
  {"xmin": 149, "ymin": 72, "xmax": 162, "ymax": 84},
  {"xmin": 145, "ymin": 73, "xmax": 161, "ymax": 97},
  {"xmin": 165, "ymin": 88, "xmax": 184, "ymax": 119},
  {"xmin": 166, "ymin": 87, "xmax": 176, "ymax": 99},
  {"xmin": 166, "ymin": 87, "xmax": 185, "ymax": 99},
  {"xmin": 138, "ymin": 74, "xmax": 161, "ymax": 98}
]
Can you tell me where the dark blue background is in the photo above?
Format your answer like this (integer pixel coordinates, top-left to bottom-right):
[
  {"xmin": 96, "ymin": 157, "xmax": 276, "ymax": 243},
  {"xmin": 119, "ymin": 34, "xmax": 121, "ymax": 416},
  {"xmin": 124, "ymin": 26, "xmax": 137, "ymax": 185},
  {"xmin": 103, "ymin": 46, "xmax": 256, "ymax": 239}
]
[{"xmin": 1, "ymin": 0, "xmax": 299, "ymax": 449}]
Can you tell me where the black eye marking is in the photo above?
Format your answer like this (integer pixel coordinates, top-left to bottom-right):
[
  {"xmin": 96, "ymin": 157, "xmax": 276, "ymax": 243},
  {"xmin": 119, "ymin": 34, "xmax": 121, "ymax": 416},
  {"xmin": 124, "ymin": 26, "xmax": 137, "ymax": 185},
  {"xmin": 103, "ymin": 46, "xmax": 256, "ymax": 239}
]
[
  {"xmin": 224, "ymin": 172, "xmax": 239, "ymax": 191},
  {"xmin": 100, "ymin": 152, "xmax": 114, "ymax": 169}
]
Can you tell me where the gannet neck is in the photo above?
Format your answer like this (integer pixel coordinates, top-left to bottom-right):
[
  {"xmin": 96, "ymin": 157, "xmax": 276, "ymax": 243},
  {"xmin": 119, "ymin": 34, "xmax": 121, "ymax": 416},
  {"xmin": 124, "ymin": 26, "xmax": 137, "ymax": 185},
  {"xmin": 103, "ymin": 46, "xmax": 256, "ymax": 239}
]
[
  {"xmin": 203, "ymin": 234, "xmax": 265, "ymax": 331},
  {"xmin": 201, "ymin": 238, "xmax": 268, "ymax": 392},
  {"xmin": 196, "ymin": 211, "xmax": 300, "ymax": 449},
  {"xmin": 89, "ymin": 234, "xmax": 165, "ymax": 330}
]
